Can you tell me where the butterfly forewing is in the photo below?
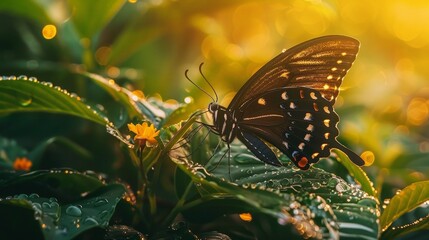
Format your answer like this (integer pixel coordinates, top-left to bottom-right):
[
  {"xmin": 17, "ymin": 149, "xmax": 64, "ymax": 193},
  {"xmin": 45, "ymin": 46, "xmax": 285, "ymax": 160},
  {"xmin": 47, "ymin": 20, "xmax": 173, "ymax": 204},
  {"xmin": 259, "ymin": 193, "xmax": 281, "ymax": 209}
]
[{"xmin": 229, "ymin": 35, "xmax": 360, "ymax": 110}]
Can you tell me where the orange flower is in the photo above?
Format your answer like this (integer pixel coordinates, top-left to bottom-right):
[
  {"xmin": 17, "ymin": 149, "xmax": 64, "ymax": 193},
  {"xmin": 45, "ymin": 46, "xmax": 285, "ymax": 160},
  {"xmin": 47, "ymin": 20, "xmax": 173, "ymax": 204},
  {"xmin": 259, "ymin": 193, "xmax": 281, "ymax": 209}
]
[
  {"xmin": 127, "ymin": 122, "xmax": 160, "ymax": 147},
  {"xmin": 13, "ymin": 157, "xmax": 32, "ymax": 171}
]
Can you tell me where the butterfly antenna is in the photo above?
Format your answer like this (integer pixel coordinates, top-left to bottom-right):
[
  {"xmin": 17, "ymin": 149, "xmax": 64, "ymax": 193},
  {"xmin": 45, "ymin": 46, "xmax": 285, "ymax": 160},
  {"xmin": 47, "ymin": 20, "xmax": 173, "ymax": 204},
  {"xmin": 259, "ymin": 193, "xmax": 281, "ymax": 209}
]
[
  {"xmin": 199, "ymin": 62, "xmax": 218, "ymax": 102},
  {"xmin": 185, "ymin": 69, "xmax": 215, "ymax": 102}
]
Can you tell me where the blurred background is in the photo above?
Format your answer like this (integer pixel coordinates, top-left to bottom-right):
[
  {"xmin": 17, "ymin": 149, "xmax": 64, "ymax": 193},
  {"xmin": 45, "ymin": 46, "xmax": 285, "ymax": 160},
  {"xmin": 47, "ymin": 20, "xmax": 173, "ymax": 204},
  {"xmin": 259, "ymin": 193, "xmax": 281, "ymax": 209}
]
[{"xmin": 1, "ymin": 0, "xmax": 429, "ymax": 192}]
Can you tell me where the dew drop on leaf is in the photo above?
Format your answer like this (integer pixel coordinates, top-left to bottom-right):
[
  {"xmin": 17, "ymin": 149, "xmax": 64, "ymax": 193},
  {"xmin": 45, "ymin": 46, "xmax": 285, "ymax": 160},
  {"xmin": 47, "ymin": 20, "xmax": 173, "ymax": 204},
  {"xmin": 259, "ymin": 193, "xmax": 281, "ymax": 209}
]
[
  {"xmin": 65, "ymin": 205, "xmax": 82, "ymax": 217},
  {"xmin": 16, "ymin": 193, "xmax": 28, "ymax": 199},
  {"xmin": 94, "ymin": 198, "xmax": 109, "ymax": 207},
  {"xmin": 311, "ymin": 182, "xmax": 321, "ymax": 190},
  {"xmin": 335, "ymin": 182, "xmax": 350, "ymax": 192},
  {"xmin": 29, "ymin": 193, "xmax": 39, "ymax": 198},
  {"xmin": 83, "ymin": 217, "xmax": 98, "ymax": 226},
  {"xmin": 327, "ymin": 177, "xmax": 339, "ymax": 188},
  {"xmin": 17, "ymin": 75, "xmax": 28, "ymax": 80},
  {"xmin": 19, "ymin": 96, "xmax": 32, "ymax": 107}
]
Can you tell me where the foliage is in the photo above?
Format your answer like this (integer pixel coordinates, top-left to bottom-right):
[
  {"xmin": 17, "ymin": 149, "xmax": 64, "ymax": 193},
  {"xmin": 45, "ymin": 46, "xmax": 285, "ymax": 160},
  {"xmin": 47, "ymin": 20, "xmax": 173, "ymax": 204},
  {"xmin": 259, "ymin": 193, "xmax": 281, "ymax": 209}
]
[{"xmin": 1, "ymin": 0, "xmax": 429, "ymax": 239}]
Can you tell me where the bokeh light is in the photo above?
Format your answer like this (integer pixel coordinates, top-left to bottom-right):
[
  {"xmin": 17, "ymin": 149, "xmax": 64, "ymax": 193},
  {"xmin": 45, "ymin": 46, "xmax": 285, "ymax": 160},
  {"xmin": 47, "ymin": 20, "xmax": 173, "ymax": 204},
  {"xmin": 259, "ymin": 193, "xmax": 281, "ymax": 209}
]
[{"xmin": 41, "ymin": 24, "xmax": 57, "ymax": 40}]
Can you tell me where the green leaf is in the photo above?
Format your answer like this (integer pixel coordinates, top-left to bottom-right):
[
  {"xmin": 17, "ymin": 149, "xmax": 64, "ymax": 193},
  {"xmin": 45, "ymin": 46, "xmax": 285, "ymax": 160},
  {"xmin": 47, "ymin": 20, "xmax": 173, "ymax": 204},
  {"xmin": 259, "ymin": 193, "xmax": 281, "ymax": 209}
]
[
  {"xmin": 167, "ymin": 125, "xmax": 379, "ymax": 239},
  {"xmin": 380, "ymin": 180, "xmax": 429, "ymax": 232},
  {"xmin": 0, "ymin": 77, "xmax": 108, "ymax": 125},
  {"xmin": 0, "ymin": 198, "xmax": 44, "ymax": 240},
  {"xmin": 0, "ymin": 169, "xmax": 104, "ymax": 198},
  {"xmin": 81, "ymin": 72, "xmax": 185, "ymax": 128},
  {"xmin": 105, "ymin": 225, "xmax": 146, "ymax": 240},
  {"xmin": 333, "ymin": 149, "xmax": 376, "ymax": 196},
  {"xmin": 28, "ymin": 137, "xmax": 92, "ymax": 169},
  {"xmin": 67, "ymin": 0, "xmax": 125, "ymax": 39},
  {"xmin": 381, "ymin": 207, "xmax": 429, "ymax": 239},
  {"xmin": 0, "ymin": 0, "xmax": 52, "ymax": 24},
  {"xmin": 0, "ymin": 184, "xmax": 125, "ymax": 240}
]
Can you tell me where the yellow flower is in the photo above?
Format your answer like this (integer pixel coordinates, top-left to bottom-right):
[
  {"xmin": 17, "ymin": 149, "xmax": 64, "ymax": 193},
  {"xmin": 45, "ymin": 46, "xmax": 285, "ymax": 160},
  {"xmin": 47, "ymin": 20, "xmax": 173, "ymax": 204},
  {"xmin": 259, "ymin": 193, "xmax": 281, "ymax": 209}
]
[
  {"xmin": 128, "ymin": 122, "xmax": 160, "ymax": 147},
  {"xmin": 13, "ymin": 157, "xmax": 32, "ymax": 171}
]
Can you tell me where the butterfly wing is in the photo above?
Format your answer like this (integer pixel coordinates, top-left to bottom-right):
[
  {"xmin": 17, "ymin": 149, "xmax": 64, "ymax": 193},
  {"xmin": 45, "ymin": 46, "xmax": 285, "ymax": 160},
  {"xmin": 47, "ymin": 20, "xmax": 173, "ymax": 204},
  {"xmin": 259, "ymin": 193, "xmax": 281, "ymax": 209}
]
[
  {"xmin": 228, "ymin": 35, "xmax": 360, "ymax": 110},
  {"xmin": 235, "ymin": 87, "xmax": 364, "ymax": 169}
]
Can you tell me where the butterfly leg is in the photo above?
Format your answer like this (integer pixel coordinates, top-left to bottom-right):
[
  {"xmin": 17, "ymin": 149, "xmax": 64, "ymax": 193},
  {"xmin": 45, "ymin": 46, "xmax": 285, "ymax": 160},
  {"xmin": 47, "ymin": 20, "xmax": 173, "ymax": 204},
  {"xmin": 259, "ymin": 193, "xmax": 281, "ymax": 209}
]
[{"xmin": 206, "ymin": 144, "xmax": 229, "ymax": 171}]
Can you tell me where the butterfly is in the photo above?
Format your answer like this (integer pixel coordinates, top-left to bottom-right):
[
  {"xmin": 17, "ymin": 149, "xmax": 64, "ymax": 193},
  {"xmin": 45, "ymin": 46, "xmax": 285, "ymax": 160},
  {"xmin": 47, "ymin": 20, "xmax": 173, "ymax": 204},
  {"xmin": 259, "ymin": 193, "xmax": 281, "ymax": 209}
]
[{"xmin": 206, "ymin": 35, "xmax": 364, "ymax": 170}]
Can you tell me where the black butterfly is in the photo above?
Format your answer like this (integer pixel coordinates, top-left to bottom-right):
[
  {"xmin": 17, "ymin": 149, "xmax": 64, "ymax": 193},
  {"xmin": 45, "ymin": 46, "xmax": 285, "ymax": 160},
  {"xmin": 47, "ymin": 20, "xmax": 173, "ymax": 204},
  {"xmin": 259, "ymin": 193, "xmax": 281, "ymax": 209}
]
[{"xmin": 206, "ymin": 35, "xmax": 364, "ymax": 170}]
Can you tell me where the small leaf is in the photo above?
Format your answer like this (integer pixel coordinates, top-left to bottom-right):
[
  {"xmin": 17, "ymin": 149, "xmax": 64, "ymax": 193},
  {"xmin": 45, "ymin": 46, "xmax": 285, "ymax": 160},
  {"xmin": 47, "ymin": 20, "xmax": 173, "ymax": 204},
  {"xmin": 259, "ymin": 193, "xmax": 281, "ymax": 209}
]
[
  {"xmin": 382, "ymin": 207, "xmax": 429, "ymax": 239},
  {"xmin": 0, "ymin": 77, "xmax": 107, "ymax": 125},
  {"xmin": 333, "ymin": 149, "xmax": 376, "ymax": 196},
  {"xmin": 0, "ymin": 184, "xmax": 125, "ymax": 240},
  {"xmin": 81, "ymin": 72, "xmax": 184, "ymax": 128},
  {"xmin": 380, "ymin": 180, "xmax": 429, "ymax": 232}
]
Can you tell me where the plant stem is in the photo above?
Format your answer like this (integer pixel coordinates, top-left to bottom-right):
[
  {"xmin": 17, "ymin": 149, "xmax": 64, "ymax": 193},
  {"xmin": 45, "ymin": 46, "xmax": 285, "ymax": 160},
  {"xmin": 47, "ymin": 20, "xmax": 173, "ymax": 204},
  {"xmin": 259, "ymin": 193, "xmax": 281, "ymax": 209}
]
[{"xmin": 161, "ymin": 181, "xmax": 194, "ymax": 227}]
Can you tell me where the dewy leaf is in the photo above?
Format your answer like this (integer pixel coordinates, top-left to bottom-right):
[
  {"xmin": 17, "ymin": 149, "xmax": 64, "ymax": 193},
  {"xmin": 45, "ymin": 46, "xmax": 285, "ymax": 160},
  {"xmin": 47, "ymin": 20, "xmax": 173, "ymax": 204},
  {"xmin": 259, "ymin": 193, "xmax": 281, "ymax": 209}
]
[
  {"xmin": 167, "ymin": 125, "xmax": 379, "ymax": 240},
  {"xmin": 382, "ymin": 209, "xmax": 429, "ymax": 239},
  {"xmin": 81, "ymin": 72, "xmax": 184, "ymax": 128},
  {"xmin": 0, "ymin": 169, "xmax": 104, "ymax": 197},
  {"xmin": 380, "ymin": 180, "xmax": 429, "ymax": 232},
  {"xmin": 0, "ymin": 76, "xmax": 108, "ymax": 125},
  {"xmin": 0, "ymin": 184, "xmax": 125, "ymax": 240},
  {"xmin": 333, "ymin": 149, "xmax": 376, "ymax": 196},
  {"xmin": 0, "ymin": 198, "xmax": 45, "ymax": 240}
]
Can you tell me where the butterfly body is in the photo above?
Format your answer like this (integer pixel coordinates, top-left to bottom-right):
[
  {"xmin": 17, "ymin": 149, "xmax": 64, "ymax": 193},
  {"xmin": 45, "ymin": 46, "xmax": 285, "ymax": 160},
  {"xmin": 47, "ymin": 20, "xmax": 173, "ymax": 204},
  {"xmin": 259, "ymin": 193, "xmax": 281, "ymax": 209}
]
[{"xmin": 207, "ymin": 35, "xmax": 365, "ymax": 170}]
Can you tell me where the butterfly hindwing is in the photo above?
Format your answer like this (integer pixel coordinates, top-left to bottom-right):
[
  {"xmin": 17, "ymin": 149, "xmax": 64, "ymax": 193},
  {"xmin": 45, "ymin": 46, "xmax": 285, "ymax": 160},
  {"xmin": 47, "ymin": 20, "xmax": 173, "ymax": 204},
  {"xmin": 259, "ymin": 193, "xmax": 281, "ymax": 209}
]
[
  {"xmin": 236, "ymin": 87, "xmax": 361, "ymax": 169},
  {"xmin": 229, "ymin": 35, "xmax": 360, "ymax": 111}
]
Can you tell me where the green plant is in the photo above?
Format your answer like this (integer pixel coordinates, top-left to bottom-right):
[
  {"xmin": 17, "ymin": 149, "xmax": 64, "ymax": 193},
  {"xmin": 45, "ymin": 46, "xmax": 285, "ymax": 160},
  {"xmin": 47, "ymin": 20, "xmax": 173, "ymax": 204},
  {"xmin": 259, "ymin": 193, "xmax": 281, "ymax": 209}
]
[
  {"xmin": 0, "ymin": 73, "xmax": 427, "ymax": 239},
  {"xmin": 2, "ymin": 1, "xmax": 429, "ymax": 239}
]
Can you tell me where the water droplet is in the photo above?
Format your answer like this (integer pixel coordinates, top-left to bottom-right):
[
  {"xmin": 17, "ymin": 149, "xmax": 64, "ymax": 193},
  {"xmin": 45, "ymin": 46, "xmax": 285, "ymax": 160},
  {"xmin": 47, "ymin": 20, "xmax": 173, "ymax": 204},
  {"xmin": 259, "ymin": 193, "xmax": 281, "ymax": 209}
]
[
  {"xmin": 19, "ymin": 96, "xmax": 32, "ymax": 106},
  {"xmin": 292, "ymin": 174, "xmax": 302, "ymax": 183},
  {"xmin": 42, "ymin": 201, "xmax": 59, "ymax": 210},
  {"xmin": 95, "ymin": 104, "xmax": 105, "ymax": 111},
  {"xmin": 327, "ymin": 177, "xmax": 339, "ymax": 188},
  {"xmin": 32, "ymin": 202, "xmax": 42, "ymax": 211},
  {"xmin": 311, "ymin": 182, "xmax": 321, "ymax": 190},
  {"xmin": 29, "ymin": 193, "xmax": 39, "ymax": 198},
  {"xmin": 28, "ymin": 77, "xmax": 38, "ymax": 82},
  {"xmin": 16, "ymin": 194, "xmax": 28, "ymax": 199},
  {"xmin": 66, "ymin": 205, "xmax": 82, "ymax": 217},
  {"xmin": 55, "ymin": 226, "xmax": 68, "ymax": 235},
  {"xmin": 335, "ymin": 182, "xmax": 350, "ymax": 192},
  {"xmin": 83, "ymin": 217, "xmax": 98, "ymax": 226},
  {"xmin": 17, "ymin": 75, "xmax": 28, "ymax": 80},
  {"xmin": 98, "ymin": 210, "xmax": 110, "ymax": 220},
  {"xmin": 94, "ymin": 198, "xmax": 109, "ymax": 207},
  {"xmin": 280, "ymin": 178, "xmax": 290, "ymax": 186},
  {"xmin": 266, "ymin": 180, "xmax": 276, "ymax": 188}
]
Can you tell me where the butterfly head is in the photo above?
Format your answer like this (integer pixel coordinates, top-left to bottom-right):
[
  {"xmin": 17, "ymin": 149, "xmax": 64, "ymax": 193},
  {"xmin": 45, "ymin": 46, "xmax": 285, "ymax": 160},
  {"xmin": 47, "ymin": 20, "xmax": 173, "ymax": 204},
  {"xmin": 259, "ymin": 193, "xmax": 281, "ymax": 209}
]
[{"xmin": 208, "ymin": 102, "xmax": 220, "ymax": 114}]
